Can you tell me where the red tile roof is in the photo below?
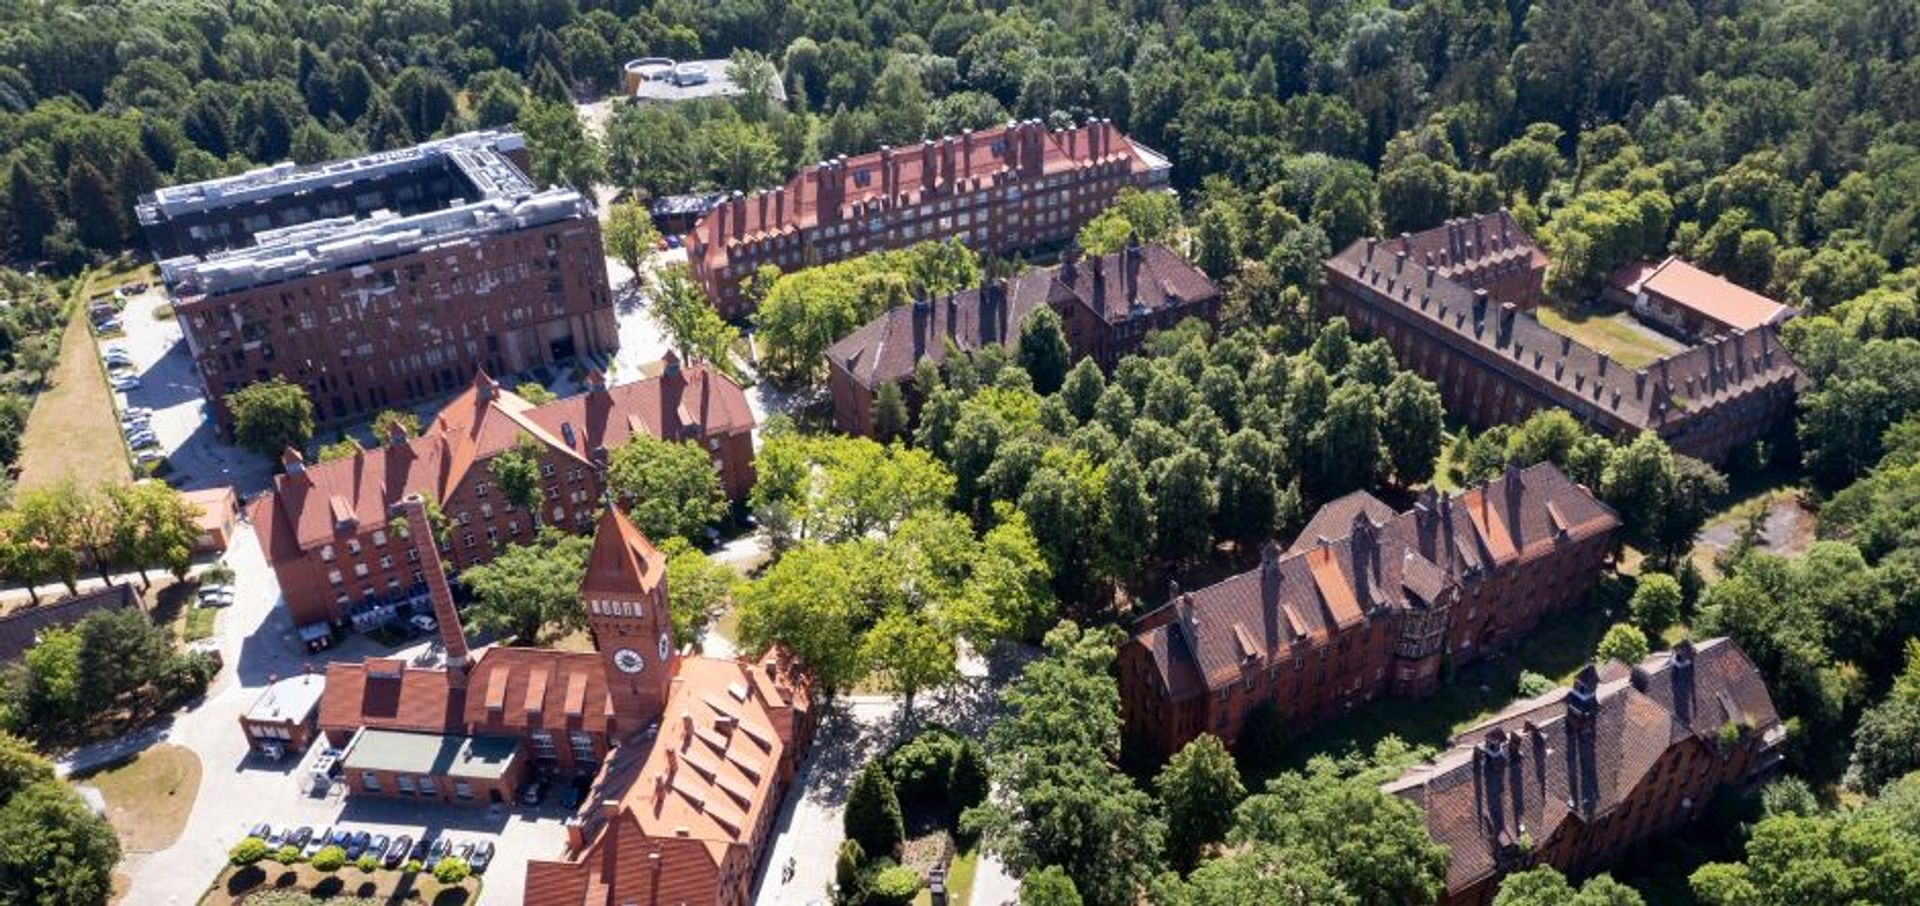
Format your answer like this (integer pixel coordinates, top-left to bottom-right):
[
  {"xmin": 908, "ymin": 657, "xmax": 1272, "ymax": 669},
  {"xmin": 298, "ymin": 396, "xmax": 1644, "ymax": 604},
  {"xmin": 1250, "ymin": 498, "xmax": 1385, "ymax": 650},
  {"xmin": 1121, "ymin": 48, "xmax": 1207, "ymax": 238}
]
[
  {"xmin": 254, "ymin": 360, "xmax": 752, "ymax": 566},
  {"xmin": 582, "ymin": 505, "xmax": 667, "ymax": 599},
  {"xmin": 1135, "ymin": 463, "xmax": 1619, "ymax": 697},
  {"xmin": 1616, "ymin": 256, "xmax": 1796, "ymax": 332}
]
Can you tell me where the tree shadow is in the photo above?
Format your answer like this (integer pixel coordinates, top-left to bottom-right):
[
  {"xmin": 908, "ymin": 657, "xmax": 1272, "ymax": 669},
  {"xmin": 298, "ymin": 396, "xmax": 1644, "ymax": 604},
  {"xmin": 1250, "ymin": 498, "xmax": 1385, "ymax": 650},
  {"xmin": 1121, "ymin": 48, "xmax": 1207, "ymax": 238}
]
[
  {"xmin": 312, "ymin": 876, "xmax": 343, "ymax": 897},
  {"xmin": 225, "ymin": 866, "xmax": 266, "ymax": 895},
  {"xmin": 431, "ymin": 888, "xmax": 473, "ymax": 906}
]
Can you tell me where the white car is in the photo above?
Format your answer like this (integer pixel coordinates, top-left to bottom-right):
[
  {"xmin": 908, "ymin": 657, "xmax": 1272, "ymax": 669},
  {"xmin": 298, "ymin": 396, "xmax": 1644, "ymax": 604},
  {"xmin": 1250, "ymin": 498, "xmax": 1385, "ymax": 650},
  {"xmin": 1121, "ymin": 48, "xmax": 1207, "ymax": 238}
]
[
  {"xmin": 122, "ymin": 406, "xmax": 152, "ymax": 418},
  {"xmin": 111, "ymin": 376, "xmax": 141, "ymax": 391},
  {"xmin": 134, "ymin": 450, "xmax": 163, "ymax": 465},
  {"xmin": 410, "ymin": 614, "xmax": 438, "ymax": 634}
]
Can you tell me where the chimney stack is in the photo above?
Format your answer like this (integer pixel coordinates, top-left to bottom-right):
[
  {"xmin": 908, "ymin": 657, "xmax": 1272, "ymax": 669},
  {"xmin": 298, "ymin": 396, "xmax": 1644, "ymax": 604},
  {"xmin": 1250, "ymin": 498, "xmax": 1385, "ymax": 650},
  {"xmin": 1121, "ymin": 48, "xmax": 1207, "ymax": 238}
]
[{"xmin": 395, "ymin": 494, "xmax": 471, "ymax": 678}]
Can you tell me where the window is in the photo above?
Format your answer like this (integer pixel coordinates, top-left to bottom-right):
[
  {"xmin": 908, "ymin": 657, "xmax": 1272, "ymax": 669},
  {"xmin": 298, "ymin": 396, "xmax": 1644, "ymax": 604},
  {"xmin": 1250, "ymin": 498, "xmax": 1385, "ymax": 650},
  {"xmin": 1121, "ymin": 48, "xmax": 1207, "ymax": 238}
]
[
  {"xmin": 372, "ymin": 530, "xmax": 387, "ymax": 547},
  {"xmin": 475, "ymin": 481, "xmax": 489, "ymax": 497},
  {"xmin": 346, "ymin": 539, "xmax": 360, "ymax": 555},
  {"xmin": 531, "ymin": 732, "xmax": 557, "ymax": 761},
  {"xmin": 320, "ymin": 545, "xmax": 335, "ymax": 562},
  {"xmin": 462, "ymin": 533, "xmax": 475, "ymax": 548},
  {"xmin": 379, "ymin": 555, "xmax": 392, "ymax": 569},
  {"xmin": 353, "ymin": 563, "xmax": 369, "ymax": 578},
  {"xmin": 570, "ymin": 731, "xmax": 595, "ymax": 760},
  {"xmin": 454, "ymin": 781, "xmax": 472, "ymax": 800},
  {"xmin": 396, "ymin": 775, "xmax": 415, "ymax": 794},
  {"xmin": 362, "ymin": 773, "xmax": 382, "ymax": 792},
  {"xmin": 328, "ymin": 570, "xmax": 343, "ymax": 586}
]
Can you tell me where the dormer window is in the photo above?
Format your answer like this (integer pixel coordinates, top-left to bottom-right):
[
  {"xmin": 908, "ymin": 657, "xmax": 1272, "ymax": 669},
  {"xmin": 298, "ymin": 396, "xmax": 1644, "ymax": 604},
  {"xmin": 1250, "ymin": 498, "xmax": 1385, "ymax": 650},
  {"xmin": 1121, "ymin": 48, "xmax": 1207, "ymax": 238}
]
[{"xmin": 320, "ymin": 545, "xmax": 335, "ymax": 562}]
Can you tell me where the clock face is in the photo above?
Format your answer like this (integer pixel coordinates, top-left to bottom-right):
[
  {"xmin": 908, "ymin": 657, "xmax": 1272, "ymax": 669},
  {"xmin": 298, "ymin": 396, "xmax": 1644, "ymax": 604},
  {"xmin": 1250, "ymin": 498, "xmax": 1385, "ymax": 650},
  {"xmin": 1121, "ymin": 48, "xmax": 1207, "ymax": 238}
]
[
  {"xmin": 658, "ymin": 632, "xmax": 672, "ymax": 662},
  {"xmin": 613, "ymin": 648, "xmax": 644, "ymax": 674}
]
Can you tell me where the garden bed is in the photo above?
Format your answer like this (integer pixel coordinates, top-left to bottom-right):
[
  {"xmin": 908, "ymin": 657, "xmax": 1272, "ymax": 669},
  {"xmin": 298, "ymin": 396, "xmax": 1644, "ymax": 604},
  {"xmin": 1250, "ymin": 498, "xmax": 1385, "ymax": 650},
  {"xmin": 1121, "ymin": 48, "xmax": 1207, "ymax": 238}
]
[{"xmin": 202, "ymin": 863, "xmax": 478, "ymax": 906}]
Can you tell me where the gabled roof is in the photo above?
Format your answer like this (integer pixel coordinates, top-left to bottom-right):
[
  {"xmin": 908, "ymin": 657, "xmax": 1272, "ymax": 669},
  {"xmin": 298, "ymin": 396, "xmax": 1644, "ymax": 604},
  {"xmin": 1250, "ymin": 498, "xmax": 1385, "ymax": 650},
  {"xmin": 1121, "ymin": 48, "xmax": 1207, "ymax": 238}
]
[
  {"xmin": 255, "ymin": 361, "xmax": 753, "ymax": 564},
  {"xmin": 525, "ymin": 651, "xmax": 813, "ymax": 905},
  {"xmin": 1326, "ymin": 214, "xmax": 1807, "ymax": 434},
  {"xmin": 582, "ymin": 507, "xmax": 666, "ymax": 599},
  {"xmin": 1386, "ymin": 638, "xmax": 1780, "ymax": 893},
  {"xmin": 826, "ymin": 243, "xmax": 1217, "ymax": 391},
  {"xmin": 1615, "ymin": 256, "xmax": 1796, "ymax": 332},
  {"xmin": 0, "ymin": 584, "xmax": 138, "ymax": 664},
  {"xmin": 1132, "ymin": 463, "xmax": 1619, "ymax": 697}
]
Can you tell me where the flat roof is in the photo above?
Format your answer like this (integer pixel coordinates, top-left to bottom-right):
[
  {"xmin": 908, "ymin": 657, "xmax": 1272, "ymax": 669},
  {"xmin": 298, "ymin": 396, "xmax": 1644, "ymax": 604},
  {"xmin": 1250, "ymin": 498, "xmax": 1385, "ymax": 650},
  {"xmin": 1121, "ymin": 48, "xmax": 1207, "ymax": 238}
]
[
  {"xmin": 247, "ymin": 673, "xmax": 327, "ymax": 723},
  {"xmin": 340, "ymin": 728, "xmax": 520, "ymax": 780}
]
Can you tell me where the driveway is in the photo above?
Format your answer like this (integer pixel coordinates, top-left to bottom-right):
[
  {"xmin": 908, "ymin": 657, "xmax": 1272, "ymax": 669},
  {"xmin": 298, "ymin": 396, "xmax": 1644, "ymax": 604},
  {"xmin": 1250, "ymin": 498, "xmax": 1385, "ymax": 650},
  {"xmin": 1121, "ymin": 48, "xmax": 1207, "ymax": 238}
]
[
  {"xmin": 87, "ymin": 523, "xmax": 569, "ymax": 904},
  {"xmin": 100, "ymin": 286, "xmax": 274, "ymax": 496}
]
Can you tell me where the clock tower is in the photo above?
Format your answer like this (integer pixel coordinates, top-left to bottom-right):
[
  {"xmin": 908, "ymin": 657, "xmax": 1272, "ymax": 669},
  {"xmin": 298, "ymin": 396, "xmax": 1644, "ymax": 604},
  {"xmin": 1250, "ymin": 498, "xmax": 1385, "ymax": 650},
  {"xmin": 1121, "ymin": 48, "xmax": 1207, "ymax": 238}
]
[{"xmin": 580, "ymin": 506, "xmax": 674, "ymax": 731}]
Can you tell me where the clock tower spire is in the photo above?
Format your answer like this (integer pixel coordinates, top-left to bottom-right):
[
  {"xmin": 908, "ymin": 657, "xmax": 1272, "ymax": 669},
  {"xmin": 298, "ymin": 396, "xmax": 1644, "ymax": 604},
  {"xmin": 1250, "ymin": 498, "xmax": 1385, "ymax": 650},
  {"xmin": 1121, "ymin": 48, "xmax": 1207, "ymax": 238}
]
[{"xmin": 580, "ymin": 506, "xmax": 673, "ymax": 732}]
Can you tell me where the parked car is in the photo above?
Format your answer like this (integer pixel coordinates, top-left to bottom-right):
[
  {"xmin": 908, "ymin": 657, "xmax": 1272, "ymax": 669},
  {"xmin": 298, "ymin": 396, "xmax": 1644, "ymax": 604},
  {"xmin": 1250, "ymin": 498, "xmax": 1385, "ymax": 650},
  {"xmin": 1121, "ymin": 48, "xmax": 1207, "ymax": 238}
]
[
  {"xmin": 102, "ymin": 353, "xmax": 133, "ymax": 368},
  {"xmin": 122, "ymin": 406, "xmax": 152, "ymax": 418},
  {"xmin": 409, "ymin": 614, "xmax": 437, "ymax": 634},
  {"xmin": 110, "ymin": 376, "xmax": 141, "ymax": 391},
  {"xmin": 456, "ymin": 841, "xmax": 475, "ymax": 862},
  {"xmin": 409, "ymin": 836, "xmax": 432, "ymax": 863},
  {"xmin": 127, "ymin": 434, "xmax": 159, "ymax": 450},
  {"xmin": 96, "ymin": 318, "xmax": 123, "ymax": 332},
  {"xmin": 368, "ymin": 834, "xmax": 390, "ymax": 861},
  {"xmin": 345, "ymin": 830, "xmax": 371, "ymax": 859},
  {"xmin": 126, "ymin": 281, "xmax": 149, "ymax": 293},
  {"xmin": 304, "ymin": 826, "xmax": 332, "ymax": 858},
  {"xmin": 469, "ymin": 840, "xmax": 495, "ymax": 873},
  {"xmin": 385, "ymin": 835, "xmax": 413, "ymax": 868},
  {"xmin": 266, "ymin": 826, "xmax": 288, "ymax": 847},
  {"xmin": 519, "ymin": 777, "xmax": 547, "ymax": 805},
  {"xmin": 135, "ymin": 450, "xmax": 163, "ymax": 466},
  {"xmin": 248, "ymin": 822, "xmax": 271, "ymax": 841},
  {"xmin": 328, "ymin": 828, "xmax": 351, "ymax": 849},
  {"xmin": 286, "ymin": 826, "xmax": 312, "ymax": 851},
  {"xmin": 428, "ymin": 837, "xmax": 454, "ymax": 861}
]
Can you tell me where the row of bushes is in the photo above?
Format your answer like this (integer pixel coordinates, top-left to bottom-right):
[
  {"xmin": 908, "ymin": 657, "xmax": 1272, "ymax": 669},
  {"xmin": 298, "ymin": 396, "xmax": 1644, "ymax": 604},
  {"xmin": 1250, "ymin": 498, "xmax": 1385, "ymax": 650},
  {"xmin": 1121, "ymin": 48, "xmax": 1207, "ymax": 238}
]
[
  {"xmin": 836, "ymin": 728, "xmax": 989, "ymax": 906},
  {"xmin": 228, "ymin": 838, "xmax": 469, "ymax": 885}
]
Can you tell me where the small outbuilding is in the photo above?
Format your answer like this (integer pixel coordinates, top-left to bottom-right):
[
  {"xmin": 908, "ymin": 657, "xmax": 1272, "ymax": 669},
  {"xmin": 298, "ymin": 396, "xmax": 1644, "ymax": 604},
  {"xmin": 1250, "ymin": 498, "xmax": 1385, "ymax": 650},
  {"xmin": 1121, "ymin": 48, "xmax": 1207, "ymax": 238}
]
[
  {"xmin": 240, "ymin": 673, "xmax": 326, "ymax": 759},
  {"xmin": 181, "ymin": 485, "xmax": 240, "ymax": 554}
]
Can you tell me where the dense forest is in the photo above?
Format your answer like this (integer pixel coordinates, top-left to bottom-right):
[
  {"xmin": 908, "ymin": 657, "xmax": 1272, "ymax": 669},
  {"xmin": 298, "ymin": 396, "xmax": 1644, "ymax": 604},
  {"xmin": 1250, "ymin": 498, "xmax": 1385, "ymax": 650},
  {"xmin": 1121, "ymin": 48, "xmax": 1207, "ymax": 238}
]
[{"xmin": 4, "ymin": 1, "xmax": 1920, "ymax": 904}]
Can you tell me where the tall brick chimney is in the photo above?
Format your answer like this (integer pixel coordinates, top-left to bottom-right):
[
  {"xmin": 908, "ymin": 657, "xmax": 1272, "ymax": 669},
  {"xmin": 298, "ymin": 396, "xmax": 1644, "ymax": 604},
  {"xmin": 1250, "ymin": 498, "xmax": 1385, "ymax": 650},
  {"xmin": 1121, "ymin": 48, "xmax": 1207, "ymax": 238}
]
[{"xmin": 395, "ymin": 494, "xmax": 471, "ymax": 679}]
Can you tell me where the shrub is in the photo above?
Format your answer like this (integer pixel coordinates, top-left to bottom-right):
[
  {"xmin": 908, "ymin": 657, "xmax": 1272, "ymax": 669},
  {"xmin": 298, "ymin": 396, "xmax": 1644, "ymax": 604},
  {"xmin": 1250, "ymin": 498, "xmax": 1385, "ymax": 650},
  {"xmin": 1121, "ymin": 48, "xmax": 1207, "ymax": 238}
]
[
  {"xmin": 1629, "ymin": 572, "xmax": 1684, "ymax": 635},
  {"xmin": 1516, "ymin": 670, "xmax": 1556, "ymax": 698},
  {"xmin": 310, "ymin": 845, "xmax": 346, "ymax": 872},
  {"xmin": 835, "ymin": 838, "xmax": 865, "ymax": 889},
  {"xmin": 432, "ymin": 856, "xmax": 471, "ymax": 884},
  {"xmin": 273, "ymin": 844, "xmax": 301, "ymax": 864},
  {"xmin": 356, "ymin": 853, "xmax": 380, "ymax": 873},
  {"xmin": 228, "ymin": 837, "xmax": 269, "ymax": 866},
  {"xmin": 1595, "ymin": 622, "xmax": 1651, "ymax": 665},
  {"xmin": 868, "ymin": 864, "xmax": 921, "ymax": 905},
  {"xmin": 403, "ymin": 859, "xmax": 423, "ymax": 873},
  {"xmin": 845, "ymin": 760, "xmax": 905, "ymax": 858}
]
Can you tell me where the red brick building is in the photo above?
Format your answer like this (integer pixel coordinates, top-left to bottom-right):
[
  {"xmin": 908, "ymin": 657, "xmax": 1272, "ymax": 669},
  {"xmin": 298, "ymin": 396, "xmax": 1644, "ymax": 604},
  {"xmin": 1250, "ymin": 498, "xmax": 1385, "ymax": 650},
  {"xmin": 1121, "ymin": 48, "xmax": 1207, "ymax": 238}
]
[
  {"xmin": 825, "ymin": 241, "xmax": 1220, "ymax": 435},
  {"xmin": 252, "ymin": 355, "xmax": 755, "ymax": 637},
  {"xmin": 688, "ymin": 119, "xmax": 1173, "ymax": 317},
  {"xmin": 318, "ymin": 498, "xmax": 814, "ymax": 905},
  {"xmin": 1322, "ymin": 211, "xmax": 1806, "ymax": 466},
  {"xmin": 140, "ymin": 131, "xmax": 619, "ymax": 431},
  {"xmin": 1119, "ymin": 462, "xmax": 1619, "ymax": 759},
  {"xmin": 1386, "ymin": 638, "xmax": 1784, "ymax": 904}
]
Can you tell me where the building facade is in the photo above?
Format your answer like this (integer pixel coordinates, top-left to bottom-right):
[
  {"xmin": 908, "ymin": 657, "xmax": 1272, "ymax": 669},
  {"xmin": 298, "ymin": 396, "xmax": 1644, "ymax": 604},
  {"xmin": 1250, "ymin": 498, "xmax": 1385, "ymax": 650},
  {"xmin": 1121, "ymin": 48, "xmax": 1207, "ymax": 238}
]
[
  {"xmin": 688, "ymin": 119, "xmax": 1173, "ymax": 317},
  {"xmin": 317, "ymin": 498, "xmax": 814, "ymax": 906},
  {"xmin": 139, "ymin": 131, "xmax": 619, "ymax": 431},
  {"xmin": 253, "ymin": 356, "xmax": 756, "ymax": 636},
  {"xmin": 825, "ymin": 241, "xmax": 1220, "ymax": 436},
  {"xmin": 1386, "ymin": 638, "xmax": 1784, "ymax": 905},
  {"xmin": 1322, "ymin": 211, "xmax": 1806, "ymax": 466},
  {"xmin": 1119, "ymin": 463, "xmax": 1619, "ymax": 759}
]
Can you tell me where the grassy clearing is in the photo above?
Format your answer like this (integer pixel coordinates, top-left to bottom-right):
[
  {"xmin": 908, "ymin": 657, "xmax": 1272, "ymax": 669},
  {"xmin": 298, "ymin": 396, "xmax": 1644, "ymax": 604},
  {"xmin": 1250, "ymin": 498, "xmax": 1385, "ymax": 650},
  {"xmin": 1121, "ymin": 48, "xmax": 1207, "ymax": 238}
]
[
  {"xmin": 182, "ymin": 605, "xmax": 218, "ymax": 642},
  {"xmin": 1254, "ymin": 585, "xmax": 1625, "ymax": 785},
  {"xmin": 1535, "ymin": 303, "xmax": 1684, "ymax": 369},
  {"xmin": 16, "ymin": 278, "xmax": 132, "ymax": 491},
  {"xmin": 74, "ymin": 744, "xmax": 202, "ymax": 854},
  {"xmin": 202, "ymin": 862, "xmax": 479, "ymax": 906}
]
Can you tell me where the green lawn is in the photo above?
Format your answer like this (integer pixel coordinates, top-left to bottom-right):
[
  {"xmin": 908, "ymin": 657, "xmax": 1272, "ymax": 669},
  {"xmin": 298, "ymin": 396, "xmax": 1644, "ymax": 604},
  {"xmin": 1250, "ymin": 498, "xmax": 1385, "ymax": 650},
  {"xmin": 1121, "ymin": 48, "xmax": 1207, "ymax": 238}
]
[
  {"xmin": 182, "ymin": 605, "xmax": 218, "ymax": 642},
  {"xmin": 15, "ymin": 285, "xmax": 132, "ymax": 491},
  {"xmin": 1535, "ymin": 303, "xmax": 1684, "ymax": 369},
  {"xmin": 1251, "ymin": 584, "xmax": 1627, "ymax": 785}
]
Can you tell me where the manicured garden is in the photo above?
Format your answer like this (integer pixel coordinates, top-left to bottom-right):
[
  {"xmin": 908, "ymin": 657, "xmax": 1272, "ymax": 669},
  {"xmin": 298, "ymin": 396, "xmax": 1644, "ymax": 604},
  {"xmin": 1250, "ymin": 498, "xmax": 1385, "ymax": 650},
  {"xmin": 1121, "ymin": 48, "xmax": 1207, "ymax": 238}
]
[
  {"xmin": 208, "ymin": 841, "xmax": 478, "ymax": 906},
  {"xmin": 836, "ymin": 727, "xmax": 988, "ymax": 906}
]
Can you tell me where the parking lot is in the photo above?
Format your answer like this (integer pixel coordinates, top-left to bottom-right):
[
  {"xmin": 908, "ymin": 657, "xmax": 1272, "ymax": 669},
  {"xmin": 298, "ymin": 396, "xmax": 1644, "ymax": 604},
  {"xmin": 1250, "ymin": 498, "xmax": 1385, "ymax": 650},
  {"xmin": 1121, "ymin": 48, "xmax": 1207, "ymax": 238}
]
[{"xmin": 94, "ymin": 283, "xmax": 276, "ymax": 495}]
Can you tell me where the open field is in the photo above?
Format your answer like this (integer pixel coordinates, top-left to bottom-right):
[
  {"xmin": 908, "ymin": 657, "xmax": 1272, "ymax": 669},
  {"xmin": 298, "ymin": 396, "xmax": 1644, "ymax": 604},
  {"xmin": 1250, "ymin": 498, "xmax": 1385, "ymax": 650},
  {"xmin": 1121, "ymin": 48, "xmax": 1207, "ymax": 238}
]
[
  {"xmin": 15, "ymin": 279, "xmax": 132, "ymax": 491},
  {"xmin": 1535, "ymin": 302, "xmax": 1685, "ymax": 369},
  {"xmin": 75, "ymin": 744, "xmax": 203, "ymax": 854}
]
